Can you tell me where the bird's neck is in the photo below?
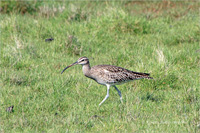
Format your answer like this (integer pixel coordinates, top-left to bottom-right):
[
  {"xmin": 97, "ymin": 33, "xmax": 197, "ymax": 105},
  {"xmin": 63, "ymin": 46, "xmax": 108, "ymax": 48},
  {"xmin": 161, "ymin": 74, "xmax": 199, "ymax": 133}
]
[{"xmin": 82, "ymin": 63, "xmax": 91, "ymax": 77}]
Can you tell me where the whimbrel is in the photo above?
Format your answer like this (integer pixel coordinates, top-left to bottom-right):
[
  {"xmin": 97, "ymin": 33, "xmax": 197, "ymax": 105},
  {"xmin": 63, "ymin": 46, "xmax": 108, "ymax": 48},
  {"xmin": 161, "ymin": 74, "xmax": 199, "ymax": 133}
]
[{"xmin": 61, "ymin": 57, "xmax": 153, "ymax": 106}]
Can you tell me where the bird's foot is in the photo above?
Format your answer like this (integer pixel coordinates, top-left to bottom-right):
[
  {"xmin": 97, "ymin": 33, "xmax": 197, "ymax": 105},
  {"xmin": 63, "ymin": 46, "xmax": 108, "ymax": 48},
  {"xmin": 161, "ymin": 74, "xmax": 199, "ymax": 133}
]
[{"xmin": 120, "ymin": 97, "xmax": 123, "ymax": 104}]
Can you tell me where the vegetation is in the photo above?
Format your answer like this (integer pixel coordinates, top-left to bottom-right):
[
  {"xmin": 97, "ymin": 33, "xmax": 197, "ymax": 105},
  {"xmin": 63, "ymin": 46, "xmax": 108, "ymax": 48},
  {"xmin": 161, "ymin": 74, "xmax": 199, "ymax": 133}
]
[{"xmin": 0, "ymin": 1, "xmax": 199, "ymax": 132}]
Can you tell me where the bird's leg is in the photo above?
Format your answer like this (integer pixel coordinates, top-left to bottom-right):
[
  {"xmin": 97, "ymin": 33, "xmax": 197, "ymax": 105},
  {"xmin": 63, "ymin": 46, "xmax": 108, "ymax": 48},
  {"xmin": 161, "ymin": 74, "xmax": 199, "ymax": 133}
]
[
  {"xmin": 114, "ymin": 86, "xmax": 123, "ymax": 103},
  {"xmin": 99, "ymin": 84, "xmax": 110, "ymax": 106}
]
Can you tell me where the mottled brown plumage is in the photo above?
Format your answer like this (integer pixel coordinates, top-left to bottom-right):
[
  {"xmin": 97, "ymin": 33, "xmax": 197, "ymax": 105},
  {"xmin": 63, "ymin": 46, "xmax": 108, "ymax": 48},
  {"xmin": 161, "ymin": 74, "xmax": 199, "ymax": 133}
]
[
  {"xmin": 61, "ymin": 57, "xmax": 153, "ymax": 106},
  {"xmin": 86, "ymin": 65, "xmax": 152, "ymax": 85}
]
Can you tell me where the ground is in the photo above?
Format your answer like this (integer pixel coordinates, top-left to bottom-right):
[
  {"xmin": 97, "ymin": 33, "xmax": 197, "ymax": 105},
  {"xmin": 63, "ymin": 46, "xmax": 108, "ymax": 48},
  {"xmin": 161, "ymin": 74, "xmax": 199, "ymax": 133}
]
[{"xmin": 0, "ymin": 1, "xmax": 199, "ymax": 132}]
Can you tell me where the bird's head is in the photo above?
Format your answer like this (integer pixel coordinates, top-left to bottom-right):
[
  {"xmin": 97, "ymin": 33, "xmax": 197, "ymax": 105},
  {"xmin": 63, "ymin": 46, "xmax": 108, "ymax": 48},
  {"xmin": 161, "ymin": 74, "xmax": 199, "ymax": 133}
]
[
  {"xmin": 77, "ymin": 56, "xmax": 89, "ymax": 65},
  {"xmin": 61, "ymin": 57, "xmax": 89, "ymax": 74}
]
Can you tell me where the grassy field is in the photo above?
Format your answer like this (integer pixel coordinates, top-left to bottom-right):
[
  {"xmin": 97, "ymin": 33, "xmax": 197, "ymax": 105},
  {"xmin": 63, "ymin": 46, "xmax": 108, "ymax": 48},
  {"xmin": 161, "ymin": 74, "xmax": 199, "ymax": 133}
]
[{"xmin": 0, "ymin": 1, "xmax": 199, "ymax": 132}]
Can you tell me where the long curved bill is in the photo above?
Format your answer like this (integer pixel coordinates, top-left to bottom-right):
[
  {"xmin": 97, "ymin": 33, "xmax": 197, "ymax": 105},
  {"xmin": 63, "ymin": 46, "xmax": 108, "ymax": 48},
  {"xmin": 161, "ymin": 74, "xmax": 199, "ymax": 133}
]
[{"xmin": 61, "ymin": 61, "xmax": 78, "ymax": 74}]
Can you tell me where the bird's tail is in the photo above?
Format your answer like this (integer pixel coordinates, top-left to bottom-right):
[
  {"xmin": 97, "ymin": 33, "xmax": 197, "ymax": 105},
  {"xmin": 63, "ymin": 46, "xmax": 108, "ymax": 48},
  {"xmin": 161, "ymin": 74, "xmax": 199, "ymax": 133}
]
[
  {"xmin": 142, "ymin": 73, "xmax": 153, "ymax": 79},
  {"xmin": 144, "ymin": 75, "xmax": 153, "ymax": 79},
  {"xmin": 132, "ymin": 71, "xmax": 153, "ymax": 79}
]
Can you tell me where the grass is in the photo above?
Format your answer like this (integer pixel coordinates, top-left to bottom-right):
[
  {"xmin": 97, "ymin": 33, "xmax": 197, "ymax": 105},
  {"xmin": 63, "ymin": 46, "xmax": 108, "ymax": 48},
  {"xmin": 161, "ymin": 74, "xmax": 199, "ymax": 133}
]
[{"xmin": 0, "ymin": 1, "xmax": 199, "ymax": 132}]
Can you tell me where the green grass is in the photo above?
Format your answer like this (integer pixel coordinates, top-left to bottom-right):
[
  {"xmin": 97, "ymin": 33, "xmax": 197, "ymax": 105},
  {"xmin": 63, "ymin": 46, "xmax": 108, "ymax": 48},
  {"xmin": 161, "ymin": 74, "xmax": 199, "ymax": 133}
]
[{"xmin": 0, "ymin": 1, "xmax": 199, "ymax": 132}]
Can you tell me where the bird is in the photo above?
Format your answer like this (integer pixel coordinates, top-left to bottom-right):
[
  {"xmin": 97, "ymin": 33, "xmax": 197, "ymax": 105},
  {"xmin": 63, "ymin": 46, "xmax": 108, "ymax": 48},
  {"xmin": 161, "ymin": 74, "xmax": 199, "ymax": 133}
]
[{"xmin": 61, "ymin": 57, "xmax": 153, "ymax": 106}]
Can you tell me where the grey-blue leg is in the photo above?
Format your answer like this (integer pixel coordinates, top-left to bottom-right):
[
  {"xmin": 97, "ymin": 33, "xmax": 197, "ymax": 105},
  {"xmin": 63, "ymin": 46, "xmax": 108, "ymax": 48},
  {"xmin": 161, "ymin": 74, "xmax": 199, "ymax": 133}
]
[
  {"xmin": 114, "ymin": 85, "xmax": 123, "ymax": 102},
  {"xmin": 99, "ymin": 84, "xmax": 110, "ymax": 106}
]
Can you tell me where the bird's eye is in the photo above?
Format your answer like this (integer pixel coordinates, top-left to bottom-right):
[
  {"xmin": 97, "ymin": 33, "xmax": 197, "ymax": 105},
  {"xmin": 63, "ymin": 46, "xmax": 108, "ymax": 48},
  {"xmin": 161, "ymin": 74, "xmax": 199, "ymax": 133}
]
[{"xmin": 81, "ymin": 59, "xmax": 85, "ymax": 62}]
